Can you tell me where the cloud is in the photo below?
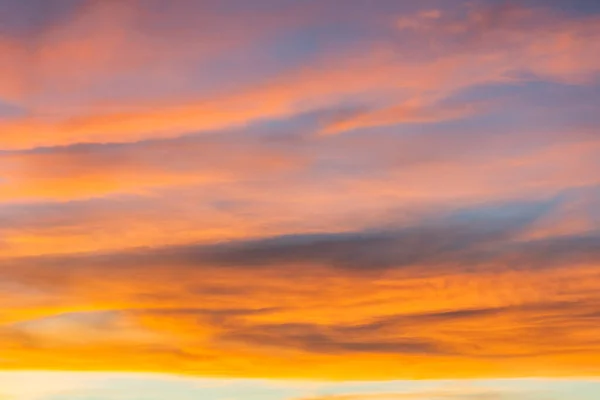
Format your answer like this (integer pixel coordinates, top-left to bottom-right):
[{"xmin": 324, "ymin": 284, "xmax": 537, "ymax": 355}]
[
  {"xmin": 1, "ymin": 198, "xmax": 600, "ymax": 378},
  {"xmin": 0, "ymin": 125, "xmax": 597, "ymax": 258},
  {"xmin": 0, "ymin": 2, "xmax": 599, "ymax": 148},
  {"xmin": 0, "ymin": 0, "xmax": 599, "ymax": 382},
  {"xmin": 218, "ymin": 322, "xmax": 443, "ymax": 356},
  {"xmin": 0, "ymin": 198, "xmax": 560, "ymax": 271},
  {"xmin": 322, "ymin": 99, "xmax": 493, "ymax": 135},
  {"xmin": 0, "ymin": 132, "xmax": 307, "ymax": 201},
  {"xmin": 323, "ymin": 3, "xmax": 600, "ymax": 134}
]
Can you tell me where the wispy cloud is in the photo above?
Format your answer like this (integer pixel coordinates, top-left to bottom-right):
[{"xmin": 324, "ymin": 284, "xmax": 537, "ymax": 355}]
[{"xmin": 0, "ymin": 0, "xmax": 599, "ymax": 383}]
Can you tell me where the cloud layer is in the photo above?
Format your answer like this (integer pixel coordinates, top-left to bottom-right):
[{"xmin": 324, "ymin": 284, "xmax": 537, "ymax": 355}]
[{"xmin": 0, "ymin": 0, "xmax": 599, "ymax": 381}]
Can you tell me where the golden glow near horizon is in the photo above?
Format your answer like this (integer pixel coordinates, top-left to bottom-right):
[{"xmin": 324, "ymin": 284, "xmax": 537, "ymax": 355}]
[{"xmin": 1, "ymin": 0, "xmax": 600, "ymax": 396}]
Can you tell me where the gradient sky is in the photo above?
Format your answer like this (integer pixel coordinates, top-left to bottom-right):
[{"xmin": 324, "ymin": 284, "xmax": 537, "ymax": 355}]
[{"xmin": 1, "ymin": 0, "xmax": 600, "ymax": 398}]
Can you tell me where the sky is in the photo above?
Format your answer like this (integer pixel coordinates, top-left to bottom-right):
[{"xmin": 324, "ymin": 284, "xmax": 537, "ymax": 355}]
[{"xmin": 0, "ymin": 0, "xmax": 599, "ymax": 398}]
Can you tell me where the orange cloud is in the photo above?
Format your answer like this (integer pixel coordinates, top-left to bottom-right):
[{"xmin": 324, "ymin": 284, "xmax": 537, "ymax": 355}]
[
  {"xmin": 0, "ymin": 39, "xmax": 28, "ymax": 102},
  {"xmin": 2, "ymin": 199, "xmax": 600, "ymax": 379},
  {"xmin": 322, "ymin": 98, "xmax": 494, "ymax": 135},
  {"xmin": 0, "ymin": 134, "xmax": 305, "ymax": 201},
  {"xmin": 0, "ymin": 0, "xmax": 599, "ymax": 383}
]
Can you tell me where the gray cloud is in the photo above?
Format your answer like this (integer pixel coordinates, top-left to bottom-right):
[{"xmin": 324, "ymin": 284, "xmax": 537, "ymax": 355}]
[
  {"xmin": 4, "ymin": 196, "xmax": 596, "ymax": 276},
  {"xmin": 218, "ymin": 322, "xmax": 444, "ymax": 355},
  {"xmin": 212, "ymin": 299, "xmax": 600, "ymax": 357}
]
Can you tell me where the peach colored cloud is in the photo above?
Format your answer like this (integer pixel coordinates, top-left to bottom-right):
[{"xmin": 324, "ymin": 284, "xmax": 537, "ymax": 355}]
[
  {"xmin": 322, "ymin": 98, "xmax": 495, "ymax": 135},
  {"xmin": 0, "ymin": 134, "xmax": 306, "ymax": 202},
  {"xmin": 0, "ymin": 3, "xmax": 598, "ymax": 148},
  {"xmin": 322, "ymin": 6, "xmax": 600, "ymax": 134},
  {"xmin": 0, "ymin": 39, "xmax": 28, "ymax": 102},
  {"xmin": 0, "ymin": 130, "xmax": 597, "ymax": 259},
  {"xmin": 16, "ymin": 0, "xmax": 319, "ymax": 97},
  {"xmin": 0, "ymin": 131, "xmax": 594, "ymax": 261}
]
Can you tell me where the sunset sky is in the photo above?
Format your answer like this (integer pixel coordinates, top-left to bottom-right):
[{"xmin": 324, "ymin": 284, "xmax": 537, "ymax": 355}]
[{"xmin": 1, "ymin": 0, "xmax": 600, "ymax": 398}]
